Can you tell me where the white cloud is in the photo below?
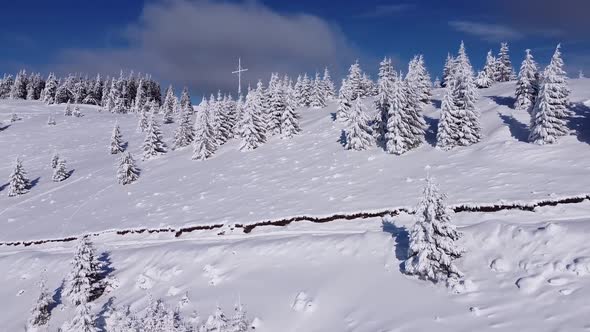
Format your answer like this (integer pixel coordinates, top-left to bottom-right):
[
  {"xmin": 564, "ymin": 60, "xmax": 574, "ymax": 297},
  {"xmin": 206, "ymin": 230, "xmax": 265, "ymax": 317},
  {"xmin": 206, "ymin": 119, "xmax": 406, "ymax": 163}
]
[
  {"xmin": 52, "ymin": 0, "xmax": 359, "ymax": 95},
  {"xmin": 448, "ymin": 21, "xmax": 524, "ymax": 42}
]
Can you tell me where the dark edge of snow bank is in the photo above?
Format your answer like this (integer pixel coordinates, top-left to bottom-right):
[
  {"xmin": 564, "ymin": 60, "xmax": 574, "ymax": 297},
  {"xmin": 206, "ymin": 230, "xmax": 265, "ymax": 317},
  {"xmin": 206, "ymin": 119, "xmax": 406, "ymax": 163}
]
[{"xmin": 1, "ymin": 194, "xmax": 589, "ymax": 247}]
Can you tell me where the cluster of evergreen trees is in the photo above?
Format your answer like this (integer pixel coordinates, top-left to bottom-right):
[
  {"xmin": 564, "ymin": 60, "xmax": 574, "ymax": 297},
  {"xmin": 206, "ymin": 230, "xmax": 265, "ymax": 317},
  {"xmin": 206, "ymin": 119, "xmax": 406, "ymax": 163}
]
[
  {"xmin": 337, "ymin": 56, "xmax": 431, "ymax": 154},
  {"xmin": 464, "ymin": 42, "xmax": 516, "ymax": 89},
  {"xmin": 25, "ymin": 237, "xmax": 251, "ymax": 331},
  {"xmin": 5, "ymin": 153, "xmax": 72, "ymax": 197}
]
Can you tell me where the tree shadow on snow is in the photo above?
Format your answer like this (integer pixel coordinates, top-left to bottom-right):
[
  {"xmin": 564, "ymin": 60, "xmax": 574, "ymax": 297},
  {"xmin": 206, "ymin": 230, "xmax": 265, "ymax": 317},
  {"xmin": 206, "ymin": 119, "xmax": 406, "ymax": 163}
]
[
  {"xmin": 65, "ymin": 169, "xmax": 75, "ymax": 180},
  {"xmin": 568, "ymin": 102, "xmax": 590, "ymax": 145},
  {"xmin": 498, "ymin": 113, "xmax": 529, "ymax": 142},
  {"xmin": 487, "ymin": 96, "xmax": 516, "ymax": 109},
  {"xmin": 98, "ymin": 251, "xmax": 116, "ymax": 278},
  {"xmin": 48, "ymin": 280, "xmax": 65, "ymax": 314},
  {"xmin": 28, "ymin": 177, "xmax": 41, "ymax": 190},
  {"xmin": 431, "ymin": 99, "xmax": 442, "ymax": 109},
  {"xmin": 338, "ymin": 129, "xmax": 347, "ymax": 147},
  {"xmin": 330, "ymin": 112, "xmax": 337, "ymax": 121},
  {"xmin": 0, "ymin": 182, "xmax": 8, "ymax": 193},
  {"xmin": 382, "ymin": 219, "xmax": 409, "ymax": 273},
  {"xmin": 423, "ymin": 116, "xmax": 438, "ymax": 147},
  {"xmin": 96, "ymin": 297, "xmax": 116, "ymax": 332},
  {"xmin": 0, "ymin": 123, "xmax": 10, "ymax": 132}
]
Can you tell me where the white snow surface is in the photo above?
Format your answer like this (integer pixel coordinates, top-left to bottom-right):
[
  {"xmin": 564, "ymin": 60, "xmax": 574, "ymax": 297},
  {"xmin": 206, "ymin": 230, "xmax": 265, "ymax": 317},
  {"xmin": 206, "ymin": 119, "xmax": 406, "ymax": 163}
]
[{"xmin": 2, "ymin": 80, "xmax": 590, "ymax": 331}]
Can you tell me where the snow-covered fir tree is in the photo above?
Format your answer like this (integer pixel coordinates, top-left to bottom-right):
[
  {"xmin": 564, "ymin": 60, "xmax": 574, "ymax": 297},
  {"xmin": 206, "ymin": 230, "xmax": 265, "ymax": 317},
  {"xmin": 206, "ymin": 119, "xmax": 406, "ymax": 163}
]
[
  {"xmin": 180, "ymin": 87, "xmax": 194, "ymax": 115},
  {"xmin": 376, "ymin": 57, "xmax": 396, "ymax": 141},
  {"xmin": 495, "ymin": 42, "xmax": 513, "ymax": 82},
  {"xmin": 345, "ymin": 61, "xmax": 365, "ymax": 99},
  {"xmin": 142, "ymin": 113, "xmax": 167, "ymax": 160},
  {"xmin": 26, "ymin": 275, "xmax": 53, "ymax": 329},
  {"xmin": 8, "ymin": 158, "xmax": 29, "ymax": 197},
  {"xmin": 117, "ymin": 152, "xmax": 140, "ymax": 185},
  {"xmin": 162, "ymin": 85, "xmax": 176, "ymax": 123},
  {"xmin": 280, "ymin": 81, "xmax": 301, "ymax": 139},
  {"xmin": 482, "ymin": 50, "xmax": 497, "ymax": 85},
  {"xmin": 62, "ymin": 298, "xmax": 97, "ymax": 332},
  {"xmin": 293, "ymin": 74, "xmax": 304, "ymax": 107},
  {"xmin": 42, "ymin": 73, "xmax": 58, "ymax": 104},
  {"xmin": 27, "ymin": 85, "xmax": 35, "ymax": 100},
  {"xmin": 336, "ymin": 79, "xmax": 353, "ymax": 122},
  {"xmin": 51, "ymin": 152, "xmax": 60, "ymax": 169},
  {"xmin": 344, "ymin": 98, "xmax": 374, "ymax": 151},
  {"xmin": 63, "ymin": 236, "xmax": 105, "ymax": 306},
  {"xmin": 529, "ymin": 44, "xmax": 571, "ymax": 145},
  {"xmin": 299, "ymin": 73, "xmax": 313, "ymax": 107},
  {"xmin": 475, "ymin": 70, "xmax": 493, "ymax": 89},
  {"xmin": 436, "ymin": 42, "xmax": 481, "ymax": 150},
  {"xmin": 322, "ymin": 67, "xmax": 336, "ymax": 100},
  {"xmin": 52, "ymin": 159, "xmax": 69, "ymax": 182},
  {"xmin": 192, "ymin": 99, "xmax": 218, "ymax": 160},
  {"xmin": 10, "ymin": 69, "xmax": 28, "ymax": 99},
  {"xmin": 11, "ymin": 112, "xmax": 21, "ymax": 122},
  {"xmin": 514, "ymin": 49, "xmax": 540, "ymax": 111},
  {"xmin": 132, "ymin": 79, "xmax": 147, "ymax": 114},
  {"xmin": 238, "ymin": 88, "xmax": 267, "ymax": 151},
  {"xmin": 172, "ymin": 106, "xmax": 195, "ymax": 150},
  {"xmin": 385, "ymin": 77, "xmax": 411, "ymax": 154},
  {"xmin": 361, "ymin": 73, "xmax": 376, "ymax": 96},
  {"xmin": 137, "ymin": 102, "xmax": 151, "ymax": 133},
  {"xmin": 217, "ymin": 94, "xmax": 237, "ymax": 144},
  {"xmin": 110, "ymin": 122, "xmax": 125, "ymax": 154},
  {"xmin": 433, "ymin": 76, "xmax": 441, "ymax": 88},
  {"xmin": 441, "ymin": 53, "xmax": 454, "ymax": 87},
  {"xmin": 311, "ymin": 72, "xmax": 327, "ymax": 108},
  {"xmin": 403, "ymin": 177, "xmax": 464, "ymax": 289},
  {"xmin": 228, "ymin": 304, "xmax": 249, "ymax": 332},
  {"xmin": 205, "ymin": 306, "xmax": 229, "ymax": 332},
  {"xmin": 267, "ymin": 73, "xmax": 285, "ymax": 135},
  {"xmin": 47, "ymin": 114, "xmax": 56, "ymax": 126},
  {"xmin": 73, "ymin": 105, "xmax": 82, "ymax": 117},
  {"xmin": 107, "ymin": 305, "xmax": 139, "ymax": 332},
  {"xmin": 0, "ymin": 74, "xmax": 14, "ymax": 98},
  {"xmin": 64, "ymin": 101, "xmax": 73, "ymax": 116},
  {"xmin": 406, "ymin": 55, "xmax": 432, "ymax": 105}
]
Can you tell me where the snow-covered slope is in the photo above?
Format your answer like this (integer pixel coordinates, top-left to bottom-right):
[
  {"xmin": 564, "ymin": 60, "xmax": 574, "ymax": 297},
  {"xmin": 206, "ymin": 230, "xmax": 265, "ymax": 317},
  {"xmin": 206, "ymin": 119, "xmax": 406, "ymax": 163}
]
[{"xmin": 2, "ymin": 80, "xmax": 590, "ymax": 242}]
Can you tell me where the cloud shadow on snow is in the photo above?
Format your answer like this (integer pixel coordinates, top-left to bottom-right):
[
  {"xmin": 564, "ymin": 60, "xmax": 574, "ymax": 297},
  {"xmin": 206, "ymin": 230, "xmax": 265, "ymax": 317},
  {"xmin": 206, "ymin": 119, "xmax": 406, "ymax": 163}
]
[
  {"xmin": 382, "ymin": 219, "xmax": 409, "ymax": 273},
  {"xmin": 569, "ymin": 102, "xmax": 590, "ymax": 145},
  {"xmin": 499, "ymin": 113, "xmax": 530, "ymax": 142}
]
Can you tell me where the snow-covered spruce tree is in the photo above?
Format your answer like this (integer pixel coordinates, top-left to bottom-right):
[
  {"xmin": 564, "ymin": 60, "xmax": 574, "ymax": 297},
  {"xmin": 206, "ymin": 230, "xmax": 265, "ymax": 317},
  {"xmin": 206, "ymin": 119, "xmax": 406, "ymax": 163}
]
[
  {"xmin": 108, "ymin": 305, "xmax": 139, "ymax": 332},
  {"xmin": 205, "ymin": 306, "xmax": 229, "ymax": 332},
  {"xmin": 403, "ymin": 177, "xmax": 464, "ymax": 289},
  {"xmin": 137, "ymin": 102, "xmax": 150, "ymax": 133},
  {"xmin": 172, "ymin": 106, "xmax": 195, "ymax": 150},
  {"xmin": 132, "ymin": 79, "xmax": 147, "ymax": 114},
  {"xmin": 376, "ymin": 57, "xmax": 396, "ymax": 141},
  {"xmin": 436, "ymin": 42, "xmax": 481, "ymax": 150},
  {"xmin": 361, "ymin": 73, "xmax": 376, "ymax": 97},
  {"xmin": 52, "ymin": 159, "xmax": 69, "ymax": 182},
  {"xmin": 433, "ymin": 76, "xmax": 441, "ymax": 88},
  {"xmin": 266, "ymin": 74, "xmax": 284, "ymax": 136},
  {"xmin": 441, "ymin": 53, "xmax": 454, "ymax": 87},
  {"xmin": 27, "ymin": 275, "xmax": 53, "ymax": 329},
  {"xmin": 385, "ymin": 77, "xmax": 412, "ymax": 154},
  {"xmin": 280, "ymin": 82, "xmax": 301, "ymax": 139},
  {"xmin": 336, "ymin": 79, "xmax": 353, "ymax": 122},
  {"xmin": 482, "ymin": 50, "xmax": 497, "ymax": 85},
  {"xmin": 10, "ymin": 69, "xmax": 28, "ymax": 99},
  {"xmin": 228, "ymin": 303, "xmax": 249, "ymax": 332},
  {"xmin": 117, "ymin": 152, "xmax": 140, "ymax": 185},
  {"xmin": 180, "ymin": 87, "xmax": 194, "ymax": 115},
  {"xmin": 238, "ymin": 89, "xmax": 267, "ymax": 151},
  {"xmin": 403, "ymin": 75, "xmax": 428, "ymax": 147},
  {"xmin": 218, "ymin": 94, "xmax": 237, "ymax": 144},
  {"xmin": 514, "ymin": 49, "xmax": 539, "ymax": 111},
  {"xmin": 142, "ymin": 114, "xmax": 167, "ymax": 160},
  {"xmin": 311, "ymin": 72, "xmax": 327, "ymax": 108},
  {"xmin": 27, "ymin": 85, "xmax": 35, "ymax": 100},
  {"xmin": 11, "ymin": 112, "xmax": 21, "ymax": 122},
  {"xmin": 300, "ymin": 73, "xmax": 313, "ymax": 107},
  {"xmin": 192, "ymin": 99, "xmax": 218, "ymax": 160},
  {"xmin": 51, "ymin": 152, "xmax": 60, "ymax": 169},
  {"xmin": 62, "ymin": 298, "xmax": 97, "ymax": 332},
  {"xmin": 495, "ymin": 42, "xmax": 513, "ymax": 82},
  {"xmin": 322, "ymin": 67, "xmax": 336, "ymax": 100},
  {"xmin": 64, "ymin": 101, "xmax": 73, "ymax": 116},
  {"xmin": 529, "ymin": 44, "xmax": 571, "ymax": 145},
  {"xmin": 73, "ymin": 105, "xmax": 82, "ymax": 117},
  {"xmin": 162, "ymin": 85, "xmax": 175, "ymax": 123},
  {"xmin": 8, "ymin": 158, "xmax": 29, "ymax": 197},
  {"xmin": 475, "ymin": 70, "xmax": 493, "ymax": 89},
  {"xmin": 63, "ymin": 236, "xmax": 105, "ymax": 306},
  {"xmin": 406, "ymin": 55, "xmax": 432, "ymax": 105},
  {"xmin": 0, "ymin": 74, "xmax": 14, "ymax": 98},
  {"xmin": 47, "ymin": 114, "xmax": 56, "ymax": 126},
  {"xmin": 293, "ymin": 74, "xmax": 304, "ymax": 106},
  {"xmin": 42, "ymin": 73, "xmax": 58, "ymax": 104},
  {"xmin": 344, "ymin": 98, "xmax": 374, "ymax": 151},
  {"xmin": 110, "ymin": 122, "xmax": 125, "ymax": 154}
]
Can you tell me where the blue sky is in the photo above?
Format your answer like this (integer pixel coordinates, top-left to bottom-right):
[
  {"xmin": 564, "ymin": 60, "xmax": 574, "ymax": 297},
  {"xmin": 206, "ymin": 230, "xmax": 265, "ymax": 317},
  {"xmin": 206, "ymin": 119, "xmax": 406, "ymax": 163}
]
[{"xmin": 1, "ymin": 0, "xmax": 588, "ymax": 96}]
